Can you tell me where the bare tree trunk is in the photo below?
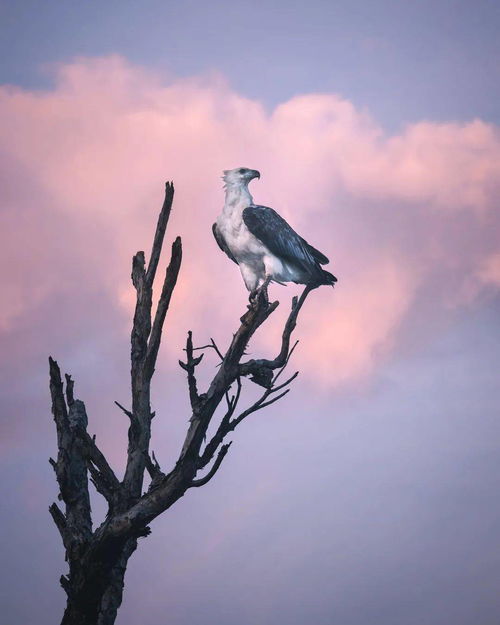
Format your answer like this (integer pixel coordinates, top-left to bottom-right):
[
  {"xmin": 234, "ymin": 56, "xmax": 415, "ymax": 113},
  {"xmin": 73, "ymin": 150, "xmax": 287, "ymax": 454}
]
[
  {"xmin": 57, "ymin": 535, "xmax": 137, "ymax": 625},
  {"xmin": 48, "ymin": 182, "xmax": 322, "ymax": 624}
]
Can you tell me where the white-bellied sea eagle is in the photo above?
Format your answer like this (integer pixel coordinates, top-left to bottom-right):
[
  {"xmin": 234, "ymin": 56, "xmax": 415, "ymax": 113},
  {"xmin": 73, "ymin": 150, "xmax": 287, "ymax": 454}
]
[{"xmin": 213, "ymin": 167, "xmax": 337, "ymax": 296}]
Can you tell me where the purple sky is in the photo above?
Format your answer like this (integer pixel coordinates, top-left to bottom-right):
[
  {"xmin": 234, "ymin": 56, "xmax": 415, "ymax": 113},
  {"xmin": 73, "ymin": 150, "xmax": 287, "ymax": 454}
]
[{"xmin": 1, "ymin": 2, "xmax": 500, "ymax": 624}]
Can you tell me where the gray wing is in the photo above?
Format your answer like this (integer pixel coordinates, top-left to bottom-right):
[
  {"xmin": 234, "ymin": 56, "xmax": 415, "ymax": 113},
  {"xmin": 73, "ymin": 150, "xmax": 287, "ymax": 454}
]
[
  {"xmin": 242, "ymin": 205, "xmax": 330, "ymax": 273},
  {"xmin": 212, "ymin": 222, "xmax": 237, "ymax": 264}
]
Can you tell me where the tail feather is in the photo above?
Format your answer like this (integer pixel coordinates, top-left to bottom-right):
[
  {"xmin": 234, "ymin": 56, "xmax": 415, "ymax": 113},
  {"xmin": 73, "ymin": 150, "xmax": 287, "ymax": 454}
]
[
  {"xmin": 307, "ymin": 267, "xmax": 337, "ymax": 287},
  {"xmin": 320, "ymin": 269, "xmax": 337, "ymax": 286},
  {"xmin": 293, "ymin": 261, "xmax": 337, "ymax": 288}
]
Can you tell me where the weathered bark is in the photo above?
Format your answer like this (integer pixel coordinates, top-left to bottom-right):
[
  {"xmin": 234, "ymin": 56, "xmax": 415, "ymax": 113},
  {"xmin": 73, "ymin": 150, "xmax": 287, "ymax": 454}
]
[{"xmin": 48, "ymin": 181, "xmax": 321, "ymax": 624}]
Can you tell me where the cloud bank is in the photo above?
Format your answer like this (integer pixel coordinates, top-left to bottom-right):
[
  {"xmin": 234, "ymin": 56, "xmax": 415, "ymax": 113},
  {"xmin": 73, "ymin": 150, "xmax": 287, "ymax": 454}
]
[{"xmin": 1, "ymin": 55, "xmax": 499, "ymax": 386}]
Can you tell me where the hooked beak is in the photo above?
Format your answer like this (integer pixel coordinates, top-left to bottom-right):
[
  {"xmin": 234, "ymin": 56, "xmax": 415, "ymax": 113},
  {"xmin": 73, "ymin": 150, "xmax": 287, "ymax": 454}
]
[{"xmin": 249, "ymin": 169, "xmax": 261, "ymax": 181}]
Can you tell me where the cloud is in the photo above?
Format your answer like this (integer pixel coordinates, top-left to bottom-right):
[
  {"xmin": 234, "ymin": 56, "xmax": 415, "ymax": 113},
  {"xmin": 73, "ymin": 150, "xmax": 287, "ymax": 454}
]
[
  {"xmin": 478, "ymin": 252, "xmax": 500, "ymax": 288},
  {"xmin": 0, "ymin": 56, "xmax": 499, "ymax": 387}
]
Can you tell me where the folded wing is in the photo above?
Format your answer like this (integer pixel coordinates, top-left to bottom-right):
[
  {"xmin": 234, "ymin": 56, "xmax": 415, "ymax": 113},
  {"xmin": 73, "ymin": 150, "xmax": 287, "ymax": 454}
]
[{"xmin": 242, "ymin": 205, "xmax": 330, "ymax": 275}]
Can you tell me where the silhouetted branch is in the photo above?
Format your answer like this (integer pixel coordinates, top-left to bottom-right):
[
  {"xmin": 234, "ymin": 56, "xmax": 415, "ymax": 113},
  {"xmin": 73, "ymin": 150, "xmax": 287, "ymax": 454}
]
[
  {"xmin": 114, "ymin": 400, "xmax": 133, "ymax": 420},
  {"xmin": 146, "ymin": 182, "xmax": 175, "ymax": 287},
  {"xmin": 239, "ymin": 285, "xmax": 314, "ymax": 377},
  {"xmin": 178, "ymin": 330, "xmax": 204, "ymax": 411},
  {"xmin": 191, "ymin": 442, "xmax": 232, "ymax": 487},
  {"xmin": 49, "ymin": 358, "xmax": 92, "ymax": 545},
  {"xmin": 49, "ymin": 357, "xmax": 69, "ymax": 437},
  {"xmin": 145, "ymin": 450, "xmax": 165, "ymax": 487},
  {"xmin": 145, "ymin": 236, "xmax": 182, "ymax": 377},
  {"xmin": 199, "ymin": 377, "xmax": 241, "ymax": 468},
  {"xmin": 192, "ymin": 337, "xmax": 224, "ymax": 362},
  {"xmin": 123, "ymin": 182, "xmax": 181, "ymax": 500},
  {"xmin": 49, "ymin": 502, "xmax": 67, "ymax": 542}
]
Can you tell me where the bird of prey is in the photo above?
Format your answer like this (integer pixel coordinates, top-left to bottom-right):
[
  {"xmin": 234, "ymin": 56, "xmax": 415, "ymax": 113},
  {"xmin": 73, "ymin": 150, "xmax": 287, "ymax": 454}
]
[{"xmin": 213, "ymin": 167, "xmax": 337, "ymax": 297}]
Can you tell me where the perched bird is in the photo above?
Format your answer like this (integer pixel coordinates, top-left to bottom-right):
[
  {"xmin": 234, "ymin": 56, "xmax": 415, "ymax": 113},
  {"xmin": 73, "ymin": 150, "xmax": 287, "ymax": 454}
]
[{"xmin": 213, "ymin": 167, "xmax": 337, "ymax": 297}]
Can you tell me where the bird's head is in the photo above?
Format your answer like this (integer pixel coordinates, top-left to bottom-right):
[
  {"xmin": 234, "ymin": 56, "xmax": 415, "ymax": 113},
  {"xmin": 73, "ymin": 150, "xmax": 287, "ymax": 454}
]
[{"xmin": 222, "ymin": 167, "xmax": 261, "ymax": 188}]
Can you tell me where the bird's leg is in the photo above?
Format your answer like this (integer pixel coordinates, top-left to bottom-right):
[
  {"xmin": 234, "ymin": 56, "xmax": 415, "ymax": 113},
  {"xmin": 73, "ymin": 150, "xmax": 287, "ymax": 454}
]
[
  {"xmin": 248, "ymin": 289, "xmax": 259, "ymax": 308},
  {"xmin": 260, "ymin": 275, "xmax": 271, "ymax": 304},
  {"xmin": 248, "ymin": 276, "xmax": 271, "ymax": 308},
  {"xmin": 247, "ymin": 279, "xmax": 268, "ymax": 309}
]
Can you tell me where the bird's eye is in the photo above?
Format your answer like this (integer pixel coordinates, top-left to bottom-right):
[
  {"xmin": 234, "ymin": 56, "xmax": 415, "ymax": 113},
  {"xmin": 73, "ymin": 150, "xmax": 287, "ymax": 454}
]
[{"xmin": 238, "ymin": 168, "xmax": 245, "ymax": 174}]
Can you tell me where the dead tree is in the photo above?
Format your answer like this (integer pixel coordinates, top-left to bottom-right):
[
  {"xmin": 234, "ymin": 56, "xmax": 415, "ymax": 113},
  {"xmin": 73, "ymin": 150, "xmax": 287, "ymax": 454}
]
[{"xmin": 48, "ymin": 182, "xmax": 318, "ymax": 625}]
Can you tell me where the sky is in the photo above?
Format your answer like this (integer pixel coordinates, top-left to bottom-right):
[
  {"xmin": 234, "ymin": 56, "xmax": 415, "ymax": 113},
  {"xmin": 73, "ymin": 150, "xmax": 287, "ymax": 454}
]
[{"xmin": 0, "ymin": 1, "xmax": 499, "ymax": 624}]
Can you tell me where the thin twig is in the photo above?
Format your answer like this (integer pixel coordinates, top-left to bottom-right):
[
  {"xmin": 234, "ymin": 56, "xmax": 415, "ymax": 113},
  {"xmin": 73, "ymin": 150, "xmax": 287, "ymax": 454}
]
[
  {"xmin": 114, "ymin": 401, "xmax": 133, "ymax": 420},
  {"xmin": 271, "ymin": 371, "xmax": 299, "ymax": 393},
  {"xmin": 49, "ymin": 502, "xmax": 67, "ymax": 540},
  {"xmin": 272, "ymin": 340, "xmax": 299, "ymax": 386},
  {"xmin": 191, "ymin": 442, "xmax": 232, "ymax": 487},
  {"xmin": 178, "ymin": 331, "xmax": 203, "ymax": 411}
]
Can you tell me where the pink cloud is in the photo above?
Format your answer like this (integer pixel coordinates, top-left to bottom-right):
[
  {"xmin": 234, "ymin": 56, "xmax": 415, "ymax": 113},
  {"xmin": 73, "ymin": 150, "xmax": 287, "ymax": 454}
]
[
  {"xmin": 1, "ymin": 56, "xmax": 499, "ymax": 387},
  {"xmin": 476, "ymin": 252, "xmax": 500, "ymax": 289}
]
